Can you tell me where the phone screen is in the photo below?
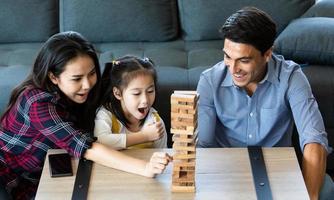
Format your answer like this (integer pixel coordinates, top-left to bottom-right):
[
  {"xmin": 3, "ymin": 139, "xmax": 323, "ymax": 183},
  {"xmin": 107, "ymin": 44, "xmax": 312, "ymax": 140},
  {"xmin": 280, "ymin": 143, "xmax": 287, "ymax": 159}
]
[{"xmin": 48, "ymin": 153, "xmax": 73, "ymax": 177}]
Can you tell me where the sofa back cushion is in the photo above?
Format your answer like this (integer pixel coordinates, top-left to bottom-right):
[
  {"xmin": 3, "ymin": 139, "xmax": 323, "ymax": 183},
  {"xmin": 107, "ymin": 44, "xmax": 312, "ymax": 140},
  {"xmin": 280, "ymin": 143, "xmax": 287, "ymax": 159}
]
[
  {"xmin": 0, "ymin": 0, "xmax": 58, "ymax": 43},
  {"xmin": 302, "ymin": 0, "xmax": 334, "ymax": 18},
  {"xmin": 178, "ymin": 0, "xmax": 315, "ymax": 41},
  {"xmin": 274, "ymin": 17, "xmax": 334, "ymax": 65},
  {"xmin": 60, "ymin": 0, "xmax": 178, "ymax": 42}
]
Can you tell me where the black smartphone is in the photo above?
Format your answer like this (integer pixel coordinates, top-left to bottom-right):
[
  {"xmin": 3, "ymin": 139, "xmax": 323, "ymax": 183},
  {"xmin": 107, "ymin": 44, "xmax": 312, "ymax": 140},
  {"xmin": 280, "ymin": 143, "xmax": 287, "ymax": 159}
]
[{"xmin": 48, "ymin": 153, "xmax": 73, "ymax": 178}]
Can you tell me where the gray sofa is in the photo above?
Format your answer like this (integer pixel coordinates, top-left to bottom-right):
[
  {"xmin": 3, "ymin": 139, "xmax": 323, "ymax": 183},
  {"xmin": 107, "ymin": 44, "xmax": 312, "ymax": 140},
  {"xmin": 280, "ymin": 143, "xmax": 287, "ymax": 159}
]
[{"xmin": 0, "ymin": 0, "xmax": 333, "ymax": 173}]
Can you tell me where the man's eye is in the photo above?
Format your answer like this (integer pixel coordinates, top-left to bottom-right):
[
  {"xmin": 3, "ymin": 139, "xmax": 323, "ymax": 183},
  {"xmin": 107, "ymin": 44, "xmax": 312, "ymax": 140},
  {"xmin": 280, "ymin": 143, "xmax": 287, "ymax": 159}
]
[
  {"xmin": 132, "ymin": 93, "xmax": 140, "ymax": 96},
  {"xmin": 240, "ymin": 59, "xmax": 250, "ymax": 63},
  {"xmin": 72, "ymin": 78, "xmax": 81, "ymax": 82}
]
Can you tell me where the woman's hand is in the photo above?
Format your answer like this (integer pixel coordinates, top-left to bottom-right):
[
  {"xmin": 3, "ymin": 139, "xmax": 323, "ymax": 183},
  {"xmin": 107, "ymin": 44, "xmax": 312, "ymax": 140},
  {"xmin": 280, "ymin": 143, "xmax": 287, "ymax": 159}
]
[
  {"xmin": 142, "ymin": 121, "xmax": 164, "ymax": 142},
  {"xmin": 143, "ymin": 152, "xmax": 173, "ymax": 178}
]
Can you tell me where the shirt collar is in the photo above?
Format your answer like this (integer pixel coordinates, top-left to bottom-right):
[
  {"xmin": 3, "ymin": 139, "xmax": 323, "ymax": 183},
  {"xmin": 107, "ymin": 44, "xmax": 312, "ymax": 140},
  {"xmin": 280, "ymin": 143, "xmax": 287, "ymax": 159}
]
[
  {"xmin": 265, "ymin": 55, "xmax": 280, "ymax": 85},
  {"xmin": 220, "ymin": 55, "xmax": 280, "ymax": 87}
]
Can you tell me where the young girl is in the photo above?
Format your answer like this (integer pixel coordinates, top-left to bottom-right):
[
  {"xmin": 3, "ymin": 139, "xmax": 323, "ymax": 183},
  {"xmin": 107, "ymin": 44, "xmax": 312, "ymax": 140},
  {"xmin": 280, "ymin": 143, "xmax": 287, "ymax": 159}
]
[
  {"xmin": 0, "ymin": 32, "xmax": 171, "ymax": 200},
  {"xmin": 94, "ymin": 56, "xmax": 167, "ymax": 149}
]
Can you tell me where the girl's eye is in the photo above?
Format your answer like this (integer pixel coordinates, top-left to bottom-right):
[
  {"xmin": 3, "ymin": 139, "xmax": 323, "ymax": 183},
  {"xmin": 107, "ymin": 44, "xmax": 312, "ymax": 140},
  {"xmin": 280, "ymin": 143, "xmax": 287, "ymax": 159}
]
[
  {"xmin": 148, "ymin": 90, "xmax": 155, "ymax": 94},
  {"xmin": 132, "ymin": 93, "xmax": 140, "ymax": 96}
]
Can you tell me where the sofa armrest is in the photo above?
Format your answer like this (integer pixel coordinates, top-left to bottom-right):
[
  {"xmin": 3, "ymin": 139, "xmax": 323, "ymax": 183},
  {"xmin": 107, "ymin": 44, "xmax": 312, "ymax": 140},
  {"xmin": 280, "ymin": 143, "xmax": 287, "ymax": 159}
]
[
  {"xmin": 302, "ymin": 0, "xmax": 334, "ymax": 17},
  {"xmin": 274, "ymin": 17, "xmax": 334, "ymax": 65}
]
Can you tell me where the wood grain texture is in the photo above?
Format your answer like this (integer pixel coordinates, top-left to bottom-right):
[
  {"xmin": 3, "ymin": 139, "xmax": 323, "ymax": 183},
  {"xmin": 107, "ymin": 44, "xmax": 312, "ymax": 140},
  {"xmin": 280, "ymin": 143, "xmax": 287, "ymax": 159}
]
[{"xmin": 35, "ymin": 148, "xmax": 309, "ymax": 200}]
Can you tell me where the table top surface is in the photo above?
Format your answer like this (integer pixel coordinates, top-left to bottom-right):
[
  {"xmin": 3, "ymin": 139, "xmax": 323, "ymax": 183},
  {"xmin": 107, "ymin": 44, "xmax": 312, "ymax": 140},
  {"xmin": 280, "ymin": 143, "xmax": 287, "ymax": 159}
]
[{"xmin": 35, "ymin": 147, "xmax": 309, "ymax": 200}]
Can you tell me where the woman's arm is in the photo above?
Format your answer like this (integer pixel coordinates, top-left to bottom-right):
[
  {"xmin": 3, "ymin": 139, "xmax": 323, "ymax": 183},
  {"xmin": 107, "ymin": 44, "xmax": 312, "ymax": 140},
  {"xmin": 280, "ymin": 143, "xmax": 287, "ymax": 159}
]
[{"xmin": 84, "ymin": 142, "xmax": 172, "ymax": 177}]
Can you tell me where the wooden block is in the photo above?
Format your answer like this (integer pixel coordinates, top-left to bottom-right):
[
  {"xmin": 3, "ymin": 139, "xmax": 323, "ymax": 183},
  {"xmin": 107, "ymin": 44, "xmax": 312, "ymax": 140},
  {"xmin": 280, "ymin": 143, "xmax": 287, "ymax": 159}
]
[
  {"xmin": 172, "ymin": 178, "xmax": 195, "ymax": 184},
  {"xmin": 174, "ymin": 158, "xmax": 196, "ymax": 163},
  {"xmin": 173, "ymin": 90, "xmax": 198, "ymax": 95},
  {"xmin": 173, "ymin": 161, "xmax": 196, "ymax": 168},
  {"xmin": 172, "ymin": 134, "xmax": 195, "ymax": 143},
  {"xmin": 171, "ymin": 185, "xmax": 195, "ymax": 193},
  {"xmin": 171, "ymin": 118, "xmax": 194, "ymax": 126},
  {"xmin": 172, "ymin": 181, "xmax": 195, "ymax": 186},
  {"xmin": 173, "ymin": 163, "xmax": 196, "ymax": 170},
  {"xmin": 171, "ymin": 112, "xmax": 196, "ymax": 120},
  {"xmin": 171, "ymin": 116, "xmax": 196, "ymax": 125},
  {"xmin": 174, "ymin": 150, "xmax": 189, "ymax": 155},
  {"xmin": 173, "ymin": 166, "xmax": 195, "ymax": 172},
  {"xmin": 173, "ymin": 140, "xmax": 195, "ymax": 147},
  {"xmin": 173, "ymin": 178, "xmax": 194, "ymax": 184},
  {"xmin": 170, "ymin": 126, "xmax": 196, "ymax": 134},
  {"xmin": 172, "ymin": 141, "xmax": 190, "ymax": 147},
  {"xmin": 171, "ymin": 119, "xmax": 197, "ymax": 128},
  {"xmin": 171, "ymin": 99, "xmax": 195, "ymax": 107},
  {"xmin": 171, "ymin": 107, "xmax": 197, "ymax": 114},
  {"xmin": 173, "ymin": 144, "xmax": 195, "ymax": 152},
  {"xmin": 171, "ymin": 93, "xmax": 197, "ymax": 103},
  {"xmin": 173, "ymin": 153, "xmax": 196, "ymax": 160}
]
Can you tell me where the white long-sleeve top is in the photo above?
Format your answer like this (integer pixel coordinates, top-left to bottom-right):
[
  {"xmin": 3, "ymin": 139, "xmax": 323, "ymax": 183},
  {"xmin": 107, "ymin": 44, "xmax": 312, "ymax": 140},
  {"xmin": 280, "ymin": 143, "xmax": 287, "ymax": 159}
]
[{"xmin": 94, "ymin": 106, "xmax": 167, "ymax": 150}]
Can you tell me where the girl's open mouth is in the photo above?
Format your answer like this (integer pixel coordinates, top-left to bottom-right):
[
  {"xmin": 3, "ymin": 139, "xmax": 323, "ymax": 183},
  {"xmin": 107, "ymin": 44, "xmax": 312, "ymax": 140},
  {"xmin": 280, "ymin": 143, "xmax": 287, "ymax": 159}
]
[{"xmin": 138, "ymin": 107, "xmax": 146, "ymax": 114}]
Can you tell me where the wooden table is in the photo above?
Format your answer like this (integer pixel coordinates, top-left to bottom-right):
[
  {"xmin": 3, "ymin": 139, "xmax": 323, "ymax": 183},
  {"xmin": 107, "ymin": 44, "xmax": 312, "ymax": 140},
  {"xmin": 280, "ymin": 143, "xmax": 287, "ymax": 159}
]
[{"xmin": 35, "ymin": 148, "xmax": 309, "ymax": 200}]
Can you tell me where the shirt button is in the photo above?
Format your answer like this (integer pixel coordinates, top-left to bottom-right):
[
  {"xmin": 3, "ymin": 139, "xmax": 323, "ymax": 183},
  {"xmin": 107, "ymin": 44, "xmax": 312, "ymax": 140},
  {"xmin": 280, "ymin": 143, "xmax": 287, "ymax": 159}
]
[
  {"xmin": 249, "ymin": 134, "xmax": 252, "ymax": 138},
  {"xmin": 249, "ymin": 112, "xmax": 253, "ymax": 117}
]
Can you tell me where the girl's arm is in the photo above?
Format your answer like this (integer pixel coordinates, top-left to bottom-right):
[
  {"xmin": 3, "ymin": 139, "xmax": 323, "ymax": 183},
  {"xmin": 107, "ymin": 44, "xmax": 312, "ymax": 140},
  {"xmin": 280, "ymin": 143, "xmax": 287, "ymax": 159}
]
[
  {"xmin": 94, "ymin": 107, "xmax": 127, "ymax": 149},
  {"xmin": 84, "ymin": 142, "xmax": 172, "ymax": 177},
  {"xmin": 125, "ymin": 121, "xmax": 164, "ymax": 147},
  {"xmin": 153, "ymin": 119, "xmax": 168, "ymax": 148}
]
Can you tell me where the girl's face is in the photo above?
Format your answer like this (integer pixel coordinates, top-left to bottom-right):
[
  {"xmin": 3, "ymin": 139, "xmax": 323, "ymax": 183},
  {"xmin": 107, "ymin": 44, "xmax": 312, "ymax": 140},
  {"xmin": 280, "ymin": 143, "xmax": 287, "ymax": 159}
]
[
  {"xmin": 114, "ymin": 74, "xmax": 155, "ymax": 123},
  {"xmin": 49, "ymin": 55, "xmax": 97, "ymax": 104}
]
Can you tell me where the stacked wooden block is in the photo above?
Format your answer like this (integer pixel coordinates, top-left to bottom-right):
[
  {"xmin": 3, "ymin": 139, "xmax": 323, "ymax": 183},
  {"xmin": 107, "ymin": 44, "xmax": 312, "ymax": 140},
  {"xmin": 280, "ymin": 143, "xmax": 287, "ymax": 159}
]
[{"xmin": 170, "ymin": 91, "xmax": 198, "ymax": 192}]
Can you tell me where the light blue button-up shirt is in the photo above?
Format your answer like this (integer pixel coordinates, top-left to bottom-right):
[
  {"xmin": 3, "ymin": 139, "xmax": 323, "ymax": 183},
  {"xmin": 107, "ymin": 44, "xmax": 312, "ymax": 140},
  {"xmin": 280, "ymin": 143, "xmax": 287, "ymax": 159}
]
[{"xmin": 197, "ymin": 54, "xmax": 331, "ymax": 153}]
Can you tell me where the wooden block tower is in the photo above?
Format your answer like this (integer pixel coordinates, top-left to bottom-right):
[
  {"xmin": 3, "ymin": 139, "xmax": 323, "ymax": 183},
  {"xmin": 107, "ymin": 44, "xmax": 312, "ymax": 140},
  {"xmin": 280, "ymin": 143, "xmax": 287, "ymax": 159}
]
[{"xmin": 170, "ymin": 90, "xmax": 199, "ymax": 192}]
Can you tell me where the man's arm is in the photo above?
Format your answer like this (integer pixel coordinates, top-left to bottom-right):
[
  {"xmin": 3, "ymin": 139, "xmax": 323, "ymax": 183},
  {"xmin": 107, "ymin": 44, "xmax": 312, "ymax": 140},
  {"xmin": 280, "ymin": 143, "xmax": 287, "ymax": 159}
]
[
  {"xmin": 286, "ymin": 67, "xmax": 330, "ymax": 200},
  {"xmin": 302, "ymin": 143, "xmax": 327, "ymax": 200}
]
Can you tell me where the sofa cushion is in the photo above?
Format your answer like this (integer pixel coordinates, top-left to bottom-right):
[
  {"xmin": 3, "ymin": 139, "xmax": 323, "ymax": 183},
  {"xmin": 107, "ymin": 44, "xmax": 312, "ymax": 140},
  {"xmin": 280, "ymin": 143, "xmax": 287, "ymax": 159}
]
[
  {"xmin": 0, "ymin": 0, "xmax": 58, "ymax": 43},
  {"xmin": 0, "ymin": 43, "xmax": 42, "ymax": 114},
  {"xmin": 303, "ymin": 0, "xmax": 334, "ymax": 18},
  {"xmin": 274, "ymin": 17, "xmax": 334, "ymax": 65},
  {"xmin": 60, "ymin": 0, "xmax": 178, "ymax": 42},
  {"xmin": 178, "ymin": 0, "xmax": 315, "ymax": 41}
]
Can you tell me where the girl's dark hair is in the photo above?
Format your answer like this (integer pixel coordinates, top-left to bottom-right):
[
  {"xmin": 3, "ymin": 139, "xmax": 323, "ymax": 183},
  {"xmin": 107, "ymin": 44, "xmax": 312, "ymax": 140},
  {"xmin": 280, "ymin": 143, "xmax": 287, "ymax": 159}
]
[
  {"xmin": 101, "ymin": 55, "xmax": 157, "ymax": 128},
  {"xmin": 1, "ymin": 31, "xmax": 101, "ymax": 131},
  {"xmin": 219, "ymin": 7, "xmax": 277, "ymax": 54}
]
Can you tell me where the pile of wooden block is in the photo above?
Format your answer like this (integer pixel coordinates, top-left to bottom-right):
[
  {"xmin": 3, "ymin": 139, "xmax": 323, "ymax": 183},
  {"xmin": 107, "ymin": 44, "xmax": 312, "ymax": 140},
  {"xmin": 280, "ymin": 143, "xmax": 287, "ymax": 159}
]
[{"xmin": 170, "ymin": 91, "xmax": 199, "ymax": 192}]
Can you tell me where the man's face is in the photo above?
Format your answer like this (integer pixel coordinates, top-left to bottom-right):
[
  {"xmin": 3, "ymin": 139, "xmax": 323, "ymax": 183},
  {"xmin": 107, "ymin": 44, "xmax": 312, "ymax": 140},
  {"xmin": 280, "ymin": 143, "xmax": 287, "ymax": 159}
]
[{"xmin": 223, "ymin": 39, "xmax": 272, "ymax": 90}]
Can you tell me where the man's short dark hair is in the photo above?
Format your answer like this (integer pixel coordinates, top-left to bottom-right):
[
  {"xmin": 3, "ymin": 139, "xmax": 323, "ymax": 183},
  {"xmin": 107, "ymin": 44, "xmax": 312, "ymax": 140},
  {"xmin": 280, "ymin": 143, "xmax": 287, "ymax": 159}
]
[{"xmin": 219, "ymin": 7, "xmax": 277, "ymax": 54}]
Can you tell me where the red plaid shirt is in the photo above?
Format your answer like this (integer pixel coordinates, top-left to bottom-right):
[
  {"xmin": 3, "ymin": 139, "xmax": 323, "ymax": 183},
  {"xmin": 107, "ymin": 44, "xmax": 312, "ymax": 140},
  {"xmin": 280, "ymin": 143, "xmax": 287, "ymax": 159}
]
[{"xmin": 0, "ymin": 87, "xmax": 95, "ymax": 199}]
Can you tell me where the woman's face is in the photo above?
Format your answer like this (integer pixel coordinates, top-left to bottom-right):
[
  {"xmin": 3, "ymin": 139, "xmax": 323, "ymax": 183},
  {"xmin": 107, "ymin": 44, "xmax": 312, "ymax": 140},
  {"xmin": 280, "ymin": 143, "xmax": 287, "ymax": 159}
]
[{"xmin": 49, "ymin": 55, "xmax": 97, "ymax": 104}]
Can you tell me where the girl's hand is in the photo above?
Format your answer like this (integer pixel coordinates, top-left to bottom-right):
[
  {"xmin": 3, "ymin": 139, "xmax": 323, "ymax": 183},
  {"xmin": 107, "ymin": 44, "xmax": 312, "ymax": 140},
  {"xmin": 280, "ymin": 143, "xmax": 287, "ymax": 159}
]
[
  {"xmin": 143, "ymin": 152, "xmax": 173, "ymax": 178},
  {"xmin": 142, "ymin": 121, "xmax": 164, "ymax": 142}
]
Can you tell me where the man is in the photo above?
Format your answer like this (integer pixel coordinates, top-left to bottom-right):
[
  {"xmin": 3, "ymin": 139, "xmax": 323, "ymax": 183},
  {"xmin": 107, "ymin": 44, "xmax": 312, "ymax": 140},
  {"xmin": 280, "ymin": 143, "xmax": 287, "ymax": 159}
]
[{"xmin": 197, "ymin": 7, "xmax": 333, "ymax": 200}]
